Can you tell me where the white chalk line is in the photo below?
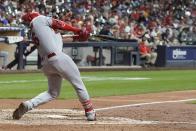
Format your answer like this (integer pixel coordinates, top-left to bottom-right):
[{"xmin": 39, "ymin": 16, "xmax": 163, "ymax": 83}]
[
  {"xmin": 95, "ymin": 98, "xmax": 196, "ymax": 111},
  {"xmin": 1, "ymin": 98, "xmax": 196, "ymax": 125},
  {"xmin": 0, "ymin": 79, "xmax": 47, "ymax": 84},
  {"xmin": 82, "ymin": 76, "xmax": 151, "ymax": 81},
  {"xmin": 0, "ymin": 77, "xmax": 150, "ymax": 84}
]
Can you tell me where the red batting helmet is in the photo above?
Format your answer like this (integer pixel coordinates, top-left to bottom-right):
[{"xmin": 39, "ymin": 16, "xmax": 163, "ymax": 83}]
[{"xmin": 21, "ymin": 12, "xmax": 40, "ymax": 23}]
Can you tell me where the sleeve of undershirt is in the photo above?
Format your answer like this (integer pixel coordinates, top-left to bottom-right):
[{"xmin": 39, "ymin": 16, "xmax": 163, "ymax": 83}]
[{"xmin": 46, "ymin": 17, "xmax": 80, "ymax": 33}]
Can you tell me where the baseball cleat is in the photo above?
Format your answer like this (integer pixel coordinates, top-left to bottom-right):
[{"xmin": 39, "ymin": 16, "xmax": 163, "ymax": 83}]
[
  {"xmin": 85, "ymin": 109, "xmax": 96, "ymax": 121},
  {"xmin": 13, "ymin": 102, "xmax": 28, "ymax": 120}
]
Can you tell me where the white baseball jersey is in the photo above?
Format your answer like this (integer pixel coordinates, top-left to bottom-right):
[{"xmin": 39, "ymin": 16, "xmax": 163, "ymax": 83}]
[
  {"xmin": 23, "ymin": 15, "xmax": 92, "ymax": 111},
  {"xmin": 30, "ymin": 15, "xmax": 62, "ymax": 57}
]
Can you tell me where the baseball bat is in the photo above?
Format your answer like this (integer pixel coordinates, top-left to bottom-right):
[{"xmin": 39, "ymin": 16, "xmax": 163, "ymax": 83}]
[
  {"xmin": 92, "ymin": 35, "xmax": 137, "ymax": 42},
  {"xmin": 61, "ymin": 34, "xmax": 116, "ymax": 40},
  {"xmin": 62, "ymin": 34, "xmax": 137, "ymax": 42},
  {"xmin": 61, "ymin": 34, "xmax": 113, "ymax": 38}
]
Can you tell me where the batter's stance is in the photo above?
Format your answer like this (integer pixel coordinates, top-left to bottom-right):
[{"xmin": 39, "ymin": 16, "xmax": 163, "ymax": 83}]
[{"xmin": 12, "ymin": 12, "xmax": 96, "ymax": 121}]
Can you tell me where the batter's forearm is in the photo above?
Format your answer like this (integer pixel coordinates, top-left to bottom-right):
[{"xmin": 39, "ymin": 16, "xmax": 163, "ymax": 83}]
[{"xmin": 51, "ymin": 19, "xmax": 81, "ymax": 33}]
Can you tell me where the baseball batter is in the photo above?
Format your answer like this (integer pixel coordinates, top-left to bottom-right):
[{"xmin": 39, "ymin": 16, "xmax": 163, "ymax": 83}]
[{"xmin": 12, "ymin": 12, "xmax": 96, "ymax": 121}]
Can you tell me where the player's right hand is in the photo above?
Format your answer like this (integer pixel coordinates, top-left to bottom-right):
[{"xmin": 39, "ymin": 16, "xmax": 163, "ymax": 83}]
[{"xmin": 76, "ymin": 28, "xmax": 90, "ymax": 42}]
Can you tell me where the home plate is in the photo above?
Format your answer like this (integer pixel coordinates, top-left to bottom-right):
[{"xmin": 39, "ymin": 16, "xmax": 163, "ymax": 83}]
[{"xmin": 46, "ymin": 115, "xmax": 67, "ymax": 119}]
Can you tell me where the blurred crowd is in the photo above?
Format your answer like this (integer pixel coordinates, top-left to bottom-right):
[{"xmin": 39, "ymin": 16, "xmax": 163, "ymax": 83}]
[{"xmin": 0, "ymin": 0, "xmax": 196, "ymax": 46}]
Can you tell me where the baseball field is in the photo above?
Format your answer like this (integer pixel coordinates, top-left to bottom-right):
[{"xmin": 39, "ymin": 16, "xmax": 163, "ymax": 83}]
[{"xmin": 0, "ymin": 69, "xmax": 196, "ymax": 131}]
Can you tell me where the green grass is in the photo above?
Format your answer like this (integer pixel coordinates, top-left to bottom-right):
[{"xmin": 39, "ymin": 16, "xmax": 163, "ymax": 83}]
[
  {"xmin": 187, "ymin": 101, "xmax": 196, "ymax": 104},
  {"xmin": 0, "ymin": 70, "xmax": 196, "ymax": 99}
]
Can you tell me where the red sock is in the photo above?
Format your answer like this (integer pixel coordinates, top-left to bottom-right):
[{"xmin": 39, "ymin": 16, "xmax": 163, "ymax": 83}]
[{"xmin": 82, "ymin": 100, "xmax": 94, "ymax": 112}]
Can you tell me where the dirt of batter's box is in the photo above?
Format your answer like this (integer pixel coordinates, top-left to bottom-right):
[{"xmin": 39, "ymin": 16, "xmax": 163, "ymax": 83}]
[{"xmin": 0, "ymin": 90, "xmax": 196, "ymax": 131}]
